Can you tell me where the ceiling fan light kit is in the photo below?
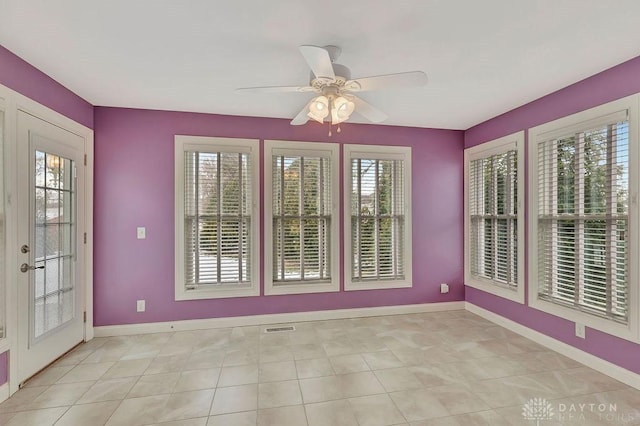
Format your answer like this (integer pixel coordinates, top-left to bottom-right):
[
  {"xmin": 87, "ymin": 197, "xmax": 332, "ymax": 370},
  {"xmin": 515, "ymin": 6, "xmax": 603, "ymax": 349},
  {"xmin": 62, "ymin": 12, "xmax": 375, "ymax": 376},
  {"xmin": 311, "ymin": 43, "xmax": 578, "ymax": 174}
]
[
  {"xmin": 307, "ymin": 95, "xmax": 329, "ymax": 123},
  {"xmin": 330, "ymin": 96, "xmax": 354, "ymax": 124},
  {"xmin": 237, "ymin": 45, "xmax": 428, "ymax": 132},
  {"xmin": 307, "ymin": 93, "xmax": 354, "ymax": 126}
]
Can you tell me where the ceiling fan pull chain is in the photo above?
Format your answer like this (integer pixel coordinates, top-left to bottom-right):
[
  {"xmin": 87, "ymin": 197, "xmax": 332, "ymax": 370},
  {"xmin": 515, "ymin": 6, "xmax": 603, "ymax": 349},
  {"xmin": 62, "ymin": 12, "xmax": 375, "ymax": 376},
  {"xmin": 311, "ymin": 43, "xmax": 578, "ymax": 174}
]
[{"xmin": 328, "ymin": 122, "xmax": 332, "ymax": 137}]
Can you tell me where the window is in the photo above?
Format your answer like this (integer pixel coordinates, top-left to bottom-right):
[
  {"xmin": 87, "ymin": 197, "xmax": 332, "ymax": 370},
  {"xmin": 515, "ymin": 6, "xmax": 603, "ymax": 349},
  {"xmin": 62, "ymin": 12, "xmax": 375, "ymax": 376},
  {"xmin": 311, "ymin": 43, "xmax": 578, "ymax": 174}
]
[
  {"xmin": 529, "ymin": 95, "xmax": 639, "ymax": 341},
  {"xmin": 264, "ymin": 140, "xmax": 339, "ymax": 295},
  {"xmin": 175, "ymin": 136, "xmax": 260, "ymax": 300},
  {"xmin": 464, "ymin": 132, "xmax": 524, "ymax": 303},
  {"xmin": 344, "ymin": 145, "xmax": 412, "ymax": 291}
]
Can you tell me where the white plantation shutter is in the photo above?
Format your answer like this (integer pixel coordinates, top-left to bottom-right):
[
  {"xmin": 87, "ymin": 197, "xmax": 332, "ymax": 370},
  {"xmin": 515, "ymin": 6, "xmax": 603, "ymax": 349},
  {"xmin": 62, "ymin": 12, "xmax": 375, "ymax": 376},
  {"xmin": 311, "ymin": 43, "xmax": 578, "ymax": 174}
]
[
  {"xmin": 184, "ymin": 150, "xmax": 252, "ymax": 288},
  {"xmin": 468, "ymin": 150, "xmax": 518, "ymax": 288},
  {"xmin": 536, "ymin": 112, "xmax": 629, "ymax": 323},
  {"xmin": 271, "ymin": 150, "xmax": 332, "ymax": 283},
  {"xmin": 344, "ymin": 145, "xmax": 412, "ymax": 291},
  {"xmin": 351, "ymin": 157, "xmax": 406, "ymax": 281}
]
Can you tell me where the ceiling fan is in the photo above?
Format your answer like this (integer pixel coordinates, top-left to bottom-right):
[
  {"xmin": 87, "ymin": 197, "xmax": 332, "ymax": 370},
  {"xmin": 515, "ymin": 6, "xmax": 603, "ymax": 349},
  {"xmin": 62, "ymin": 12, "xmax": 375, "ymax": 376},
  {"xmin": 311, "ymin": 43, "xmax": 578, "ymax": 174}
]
[{"xmin": 236, "ymin": 45, "xmax": 428, "ymax": 128}]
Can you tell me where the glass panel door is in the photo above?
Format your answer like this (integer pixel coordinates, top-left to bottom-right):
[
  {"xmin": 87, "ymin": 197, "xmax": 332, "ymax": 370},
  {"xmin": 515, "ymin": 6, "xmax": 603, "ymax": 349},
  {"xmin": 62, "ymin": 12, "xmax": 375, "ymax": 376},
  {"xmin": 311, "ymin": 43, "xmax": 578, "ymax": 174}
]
[
  {"xmin": 33, "ymin": 151, "xmax": 75, "ymax": 341},
  {"xmin": 17, "ymin": 109, "xmax": 85, "ymax": 386}
]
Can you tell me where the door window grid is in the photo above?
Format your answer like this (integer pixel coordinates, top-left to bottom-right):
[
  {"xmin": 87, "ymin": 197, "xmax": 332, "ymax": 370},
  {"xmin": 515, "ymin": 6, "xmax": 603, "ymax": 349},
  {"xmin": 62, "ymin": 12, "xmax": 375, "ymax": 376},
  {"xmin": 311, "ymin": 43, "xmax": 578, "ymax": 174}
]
[
  {"xmin": 350, "ymin": 158, "xmax": 405, "ymax": 282},
  {"xmin": 184, "ymin": 151, "xmax": 251, "ymax": 288},
  {"xmin": 34, "ymin": 151, "xmax": 75, "ymax": 339},
  {"xmin": 537, "ymin": 121, "xmax": 629, "ymax": 323},
  {"xmin": 272, "ymin": 155, "xmax": 331, "ymax": 284},
  {"xmin": 469, "ymin": 150, "xmax": 518, "ymax": 288}
]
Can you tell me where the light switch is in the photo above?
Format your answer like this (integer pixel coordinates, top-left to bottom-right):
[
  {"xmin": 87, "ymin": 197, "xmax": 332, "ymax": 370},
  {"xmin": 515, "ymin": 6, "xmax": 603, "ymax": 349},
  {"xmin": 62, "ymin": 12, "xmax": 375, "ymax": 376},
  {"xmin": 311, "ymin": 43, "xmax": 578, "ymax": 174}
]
[{"xmin": 137, "ymin": 227, "xmax": 146, "ymax": 239}]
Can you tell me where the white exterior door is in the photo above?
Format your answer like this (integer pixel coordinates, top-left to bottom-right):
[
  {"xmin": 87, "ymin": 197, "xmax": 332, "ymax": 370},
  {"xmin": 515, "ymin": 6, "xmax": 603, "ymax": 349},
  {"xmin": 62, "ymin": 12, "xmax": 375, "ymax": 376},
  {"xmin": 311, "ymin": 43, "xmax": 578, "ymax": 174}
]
[{"xmin": 16, "ymin": 111, "xmax": 85, "ymax": 384}]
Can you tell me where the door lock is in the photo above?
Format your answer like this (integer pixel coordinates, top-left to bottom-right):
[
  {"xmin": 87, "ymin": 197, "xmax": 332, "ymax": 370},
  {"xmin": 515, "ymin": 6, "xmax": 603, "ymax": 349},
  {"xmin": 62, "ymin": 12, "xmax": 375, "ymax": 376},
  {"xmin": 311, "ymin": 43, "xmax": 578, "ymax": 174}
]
[
  {"xmin": 20, "ymin": 245, "xmax": 30, "ymax": 254},
  {"xmin": 20, "ymin": 263, "xmax": 44, "ymax": 273}
]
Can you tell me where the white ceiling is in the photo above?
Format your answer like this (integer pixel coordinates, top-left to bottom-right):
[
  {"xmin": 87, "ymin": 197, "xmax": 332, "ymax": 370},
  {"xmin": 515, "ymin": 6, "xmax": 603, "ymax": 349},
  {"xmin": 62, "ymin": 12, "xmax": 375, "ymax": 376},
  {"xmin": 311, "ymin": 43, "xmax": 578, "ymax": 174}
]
[{"xmin": 2, "ymin": 0, "xmax": 640, "ymax": 130}]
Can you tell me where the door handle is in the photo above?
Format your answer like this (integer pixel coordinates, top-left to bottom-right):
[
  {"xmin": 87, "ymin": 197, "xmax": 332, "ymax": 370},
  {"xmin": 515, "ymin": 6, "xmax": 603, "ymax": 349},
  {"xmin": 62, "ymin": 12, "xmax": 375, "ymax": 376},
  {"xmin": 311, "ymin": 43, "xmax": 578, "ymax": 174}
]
[{"xmin": 20, "ymin": 263, "xmax": 44, "ymax": 273}]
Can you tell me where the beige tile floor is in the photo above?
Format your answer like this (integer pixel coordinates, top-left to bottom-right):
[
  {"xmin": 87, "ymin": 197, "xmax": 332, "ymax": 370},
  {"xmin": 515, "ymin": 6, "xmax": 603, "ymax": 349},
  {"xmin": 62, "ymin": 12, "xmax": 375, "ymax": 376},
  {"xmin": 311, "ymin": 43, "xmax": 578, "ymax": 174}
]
[{"xmin": 1, "ymin": 310, "xmax": 639, "ymax": 425}]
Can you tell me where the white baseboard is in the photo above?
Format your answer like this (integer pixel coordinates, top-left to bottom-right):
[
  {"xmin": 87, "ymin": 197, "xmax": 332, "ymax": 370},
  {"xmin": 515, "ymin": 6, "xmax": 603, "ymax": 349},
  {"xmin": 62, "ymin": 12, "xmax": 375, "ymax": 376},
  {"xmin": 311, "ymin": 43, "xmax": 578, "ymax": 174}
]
[
  {"xmin": 0, "ymin": 383, "xmax": 8, "ymax": 404},
  {"xmin": 465, "ymin": 302, "xmax": 640, "ymax": 390},
  {"xmin": 94, "ymin": 301, "xmax": 465, "ymax": 337}
]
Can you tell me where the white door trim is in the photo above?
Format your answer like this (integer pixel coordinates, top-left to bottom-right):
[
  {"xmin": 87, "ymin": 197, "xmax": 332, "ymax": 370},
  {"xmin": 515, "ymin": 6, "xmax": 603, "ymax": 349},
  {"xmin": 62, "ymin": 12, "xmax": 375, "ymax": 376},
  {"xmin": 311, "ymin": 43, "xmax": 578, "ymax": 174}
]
[{"xmin": 0, "ymin": 83, "xmax": 93, "ymax": 396}]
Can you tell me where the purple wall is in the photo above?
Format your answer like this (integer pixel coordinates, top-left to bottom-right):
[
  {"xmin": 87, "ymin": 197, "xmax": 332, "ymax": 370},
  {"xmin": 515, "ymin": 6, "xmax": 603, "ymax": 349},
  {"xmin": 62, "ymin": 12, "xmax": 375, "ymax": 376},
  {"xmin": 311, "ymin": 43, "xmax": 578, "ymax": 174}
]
[
  {"xmin": 464, "ymin": 55, "xmax": 640, "ymax": 375},
  {"xmin": 93, "ymin": 107, "xmax": 464, "ymax": 326},
  {"xmin": 0, "ymin": 45, "xmax": 93, "ymax": 129}
]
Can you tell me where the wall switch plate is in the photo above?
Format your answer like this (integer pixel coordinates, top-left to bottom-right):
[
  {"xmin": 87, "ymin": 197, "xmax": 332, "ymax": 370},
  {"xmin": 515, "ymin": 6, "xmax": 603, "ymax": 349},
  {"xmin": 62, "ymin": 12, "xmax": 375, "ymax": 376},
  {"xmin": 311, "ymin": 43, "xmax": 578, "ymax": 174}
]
[
  {"xmin": 136, "ymin": 300, "xmax": 145, "ymax": 312},
  {"xmin": 440, "ymin": 283, "xmax": 449, "ymax": 294},
  {"xmin": 575, "ymin": 322, "xmax": 586, "ymax": 339},
  {"xmin": 137, "ymin": 227, "xmax": 146, "ymax": 239}
]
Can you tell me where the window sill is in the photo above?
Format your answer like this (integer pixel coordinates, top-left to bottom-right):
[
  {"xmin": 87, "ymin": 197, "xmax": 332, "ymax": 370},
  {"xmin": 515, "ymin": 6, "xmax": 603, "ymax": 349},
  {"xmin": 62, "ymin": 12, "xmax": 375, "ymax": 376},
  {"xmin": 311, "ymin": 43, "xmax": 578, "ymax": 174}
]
[
  {"xmin": 175, "ymin": 284, "xmax": 259, "ymax": 301},
  {"xmin": 529, "ymin": 295, "xmax": 639, "ymax": 343},
  {"xmin": 345, "ymin": 280, "xmax": 412, "ymax": 291},
  {"xmin": 265, "ymin": 281, "xmax": 339, "ymax": 296}
]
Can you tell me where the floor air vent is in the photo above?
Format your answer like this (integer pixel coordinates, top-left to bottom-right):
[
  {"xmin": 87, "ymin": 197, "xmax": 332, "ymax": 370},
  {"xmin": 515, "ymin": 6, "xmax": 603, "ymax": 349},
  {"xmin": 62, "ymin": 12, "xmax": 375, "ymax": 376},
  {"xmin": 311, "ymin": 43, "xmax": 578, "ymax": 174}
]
[{"xmin": 264, "ymin": 325, "xmax": 296, "ymax": 333}]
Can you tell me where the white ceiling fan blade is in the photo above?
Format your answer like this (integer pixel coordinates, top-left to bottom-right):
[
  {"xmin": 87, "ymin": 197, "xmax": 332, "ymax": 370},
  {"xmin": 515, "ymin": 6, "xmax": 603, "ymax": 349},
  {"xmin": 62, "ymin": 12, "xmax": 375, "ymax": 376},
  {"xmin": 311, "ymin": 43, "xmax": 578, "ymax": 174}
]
[
  {"xmin": 290, "ymin": 100, "xmax": 313, "ymax": 125},
  {"xmin": 236, "ymin": 85, "xmax": 316, "ymax": 94},
  {"xmin": 344, "ymin": 71, "xmax": 428, "ymax": 92},
  {"xmin": 299, "ymin": 45, "xmax": 335, "ymax": 80},
  {"xmin": 351, "ymin": 96, "xmax": 388, "ymax": 123}
]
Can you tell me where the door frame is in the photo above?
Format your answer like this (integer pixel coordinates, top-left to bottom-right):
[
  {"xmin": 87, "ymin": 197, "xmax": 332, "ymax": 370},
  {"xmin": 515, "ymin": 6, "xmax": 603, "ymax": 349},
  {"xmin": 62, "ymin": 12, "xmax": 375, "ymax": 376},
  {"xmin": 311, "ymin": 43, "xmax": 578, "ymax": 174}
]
[{"xmin": 0, "ymin": 83, "xmax": 94, "ymax": 396}]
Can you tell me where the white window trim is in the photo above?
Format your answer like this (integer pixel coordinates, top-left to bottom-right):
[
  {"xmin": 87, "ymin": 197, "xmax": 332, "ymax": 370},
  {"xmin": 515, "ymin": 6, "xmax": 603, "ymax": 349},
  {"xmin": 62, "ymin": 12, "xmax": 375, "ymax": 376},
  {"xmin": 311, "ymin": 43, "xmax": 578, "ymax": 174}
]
[
  {"xmin": 528, "ymin": 94, "xmax": 640, "ymax": 342},
  {"xmin": 343, "ymin": 144, "xmax": 413, "ymax": 291},
  {"xmin": 264, "ymin": 140, "xmax": 340, "ymax": 296},
  {"xmin": 464, "ymin": 131, "xmax": 525, "ymax": 304},
  {"xmin": 174, "ymin": 136, "xmax": 260, "ymax": 300},
  {"xmin": 0, "ymin": 89, "xmax": 8, "ymax": 355}
]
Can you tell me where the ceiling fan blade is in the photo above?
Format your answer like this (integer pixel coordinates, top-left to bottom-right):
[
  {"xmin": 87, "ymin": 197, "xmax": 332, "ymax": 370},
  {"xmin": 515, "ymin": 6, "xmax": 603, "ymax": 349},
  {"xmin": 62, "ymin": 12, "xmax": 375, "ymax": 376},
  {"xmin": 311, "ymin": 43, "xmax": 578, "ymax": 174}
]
[
  {"xmin": 236, "ymin": 85, "xmax": 316, "ymax": 94},
  {"xmin": 350, "ymin": 96, "xmax": 388, "ymax": 123},
  {"xmin": 344, "ymin": 71, "xmax": 428, "ymax": 92},
  {"xmin": 290, "ymin": 101, "xmax": 312, "ymax": 125},
  {"xmin": 299, "ymin": 45, "xmax": 335, "ymax": 80}
]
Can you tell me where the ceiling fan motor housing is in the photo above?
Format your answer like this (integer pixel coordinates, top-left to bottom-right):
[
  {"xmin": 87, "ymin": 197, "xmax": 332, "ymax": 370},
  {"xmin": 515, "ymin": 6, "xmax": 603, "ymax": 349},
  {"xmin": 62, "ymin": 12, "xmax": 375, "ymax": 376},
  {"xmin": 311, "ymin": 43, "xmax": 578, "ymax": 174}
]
[
  {"xmin": 310, "ymin": 63, "xmax": 352, "ymax": 91},
  {"xmin": 322, "ymin": 45, "xmax": 342, "ymax": 62}
]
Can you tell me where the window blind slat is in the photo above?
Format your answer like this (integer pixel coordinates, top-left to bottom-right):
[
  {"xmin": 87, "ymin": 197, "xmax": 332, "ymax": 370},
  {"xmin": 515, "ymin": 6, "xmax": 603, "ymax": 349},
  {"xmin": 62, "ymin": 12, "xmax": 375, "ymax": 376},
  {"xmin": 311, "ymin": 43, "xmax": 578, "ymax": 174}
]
[
  {"xmin": 272, "ymin": 154, "xmax": 332, "ymax": 284},
  {"xmin": 184, "ymin": 151, "xmax": 252, "ymax": 288},
  {"xmin": 469, "ymin": 150, "xmax": 518, "ymax": 288},
  {"xmin": 351, "ymin": 158, "xmax": 406, "ymax": 282},
  {"xmin": 537, "ymin": 119, "xmax": 629, "ymax": 323}
]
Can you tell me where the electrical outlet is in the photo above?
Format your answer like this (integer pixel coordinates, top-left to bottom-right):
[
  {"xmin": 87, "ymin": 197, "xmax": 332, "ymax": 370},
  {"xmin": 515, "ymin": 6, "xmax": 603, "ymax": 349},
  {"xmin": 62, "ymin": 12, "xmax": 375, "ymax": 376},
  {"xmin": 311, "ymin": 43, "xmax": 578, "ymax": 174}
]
[
  {"xmin": 440, "ymin": 283, "xmax": 449, "ymax": 294},
  {"xmin": 137, "ymin": 300, "xmax": 145, "ymax": 312},
  {"xmin": 137, "ymin": 227, "xmax": 146, "ymax": 239},
  {"xmin": 575, "ymin": 322, "xmax": 586, "ymax": 339}
]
